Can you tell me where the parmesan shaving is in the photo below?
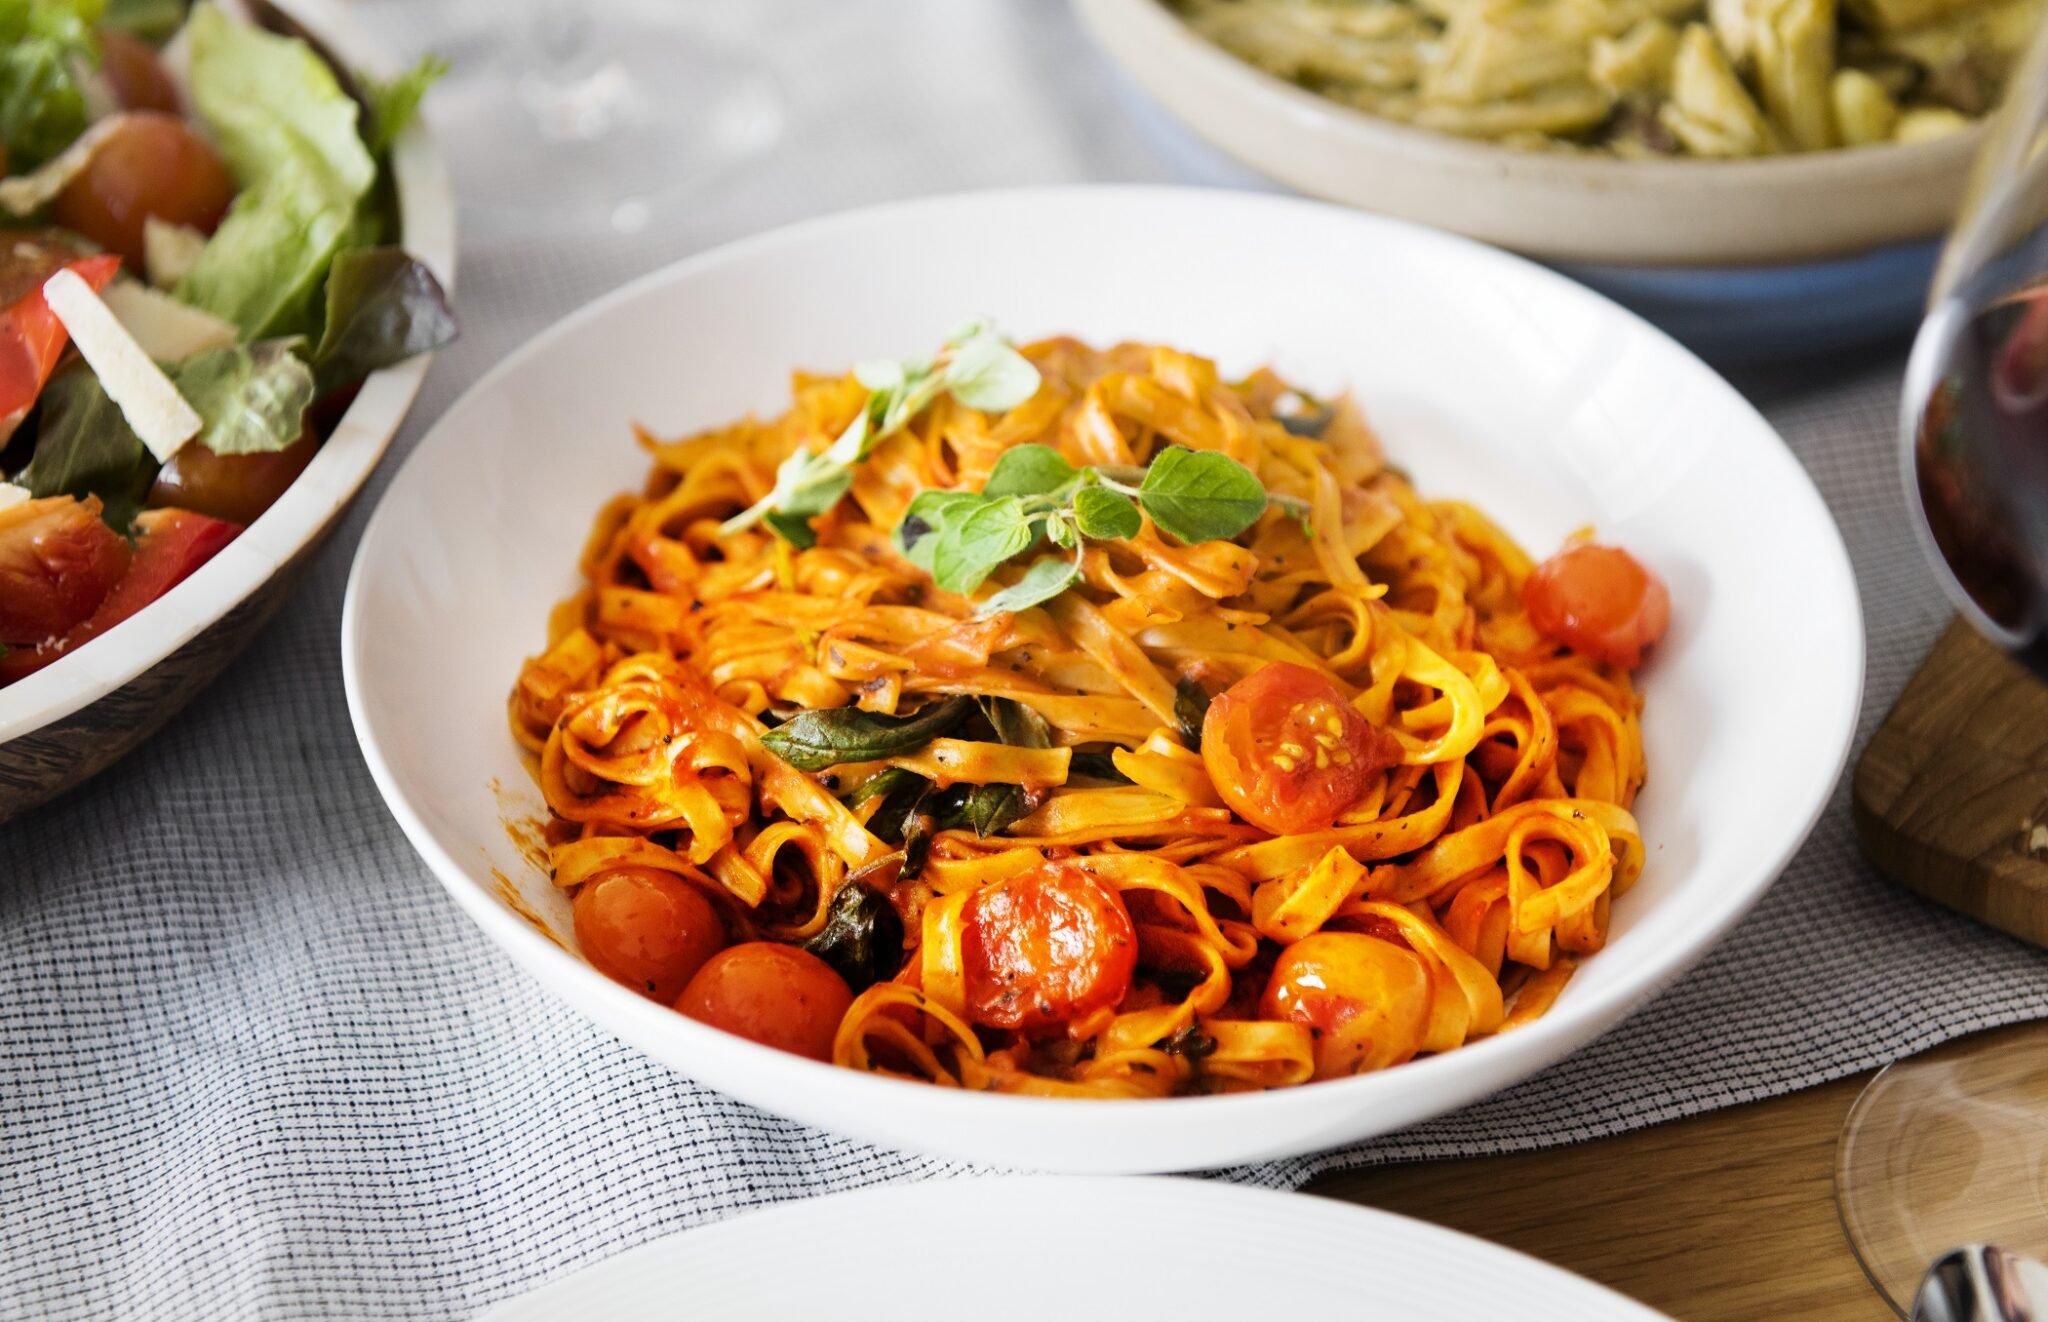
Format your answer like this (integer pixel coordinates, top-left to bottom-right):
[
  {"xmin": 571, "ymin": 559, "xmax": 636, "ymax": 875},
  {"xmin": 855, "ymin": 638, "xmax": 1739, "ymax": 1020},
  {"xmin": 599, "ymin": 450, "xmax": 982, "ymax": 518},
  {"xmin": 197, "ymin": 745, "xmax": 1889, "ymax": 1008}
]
[{"xmin": 43, "ymin": 268, "xmax": 202, "ymax": 463}]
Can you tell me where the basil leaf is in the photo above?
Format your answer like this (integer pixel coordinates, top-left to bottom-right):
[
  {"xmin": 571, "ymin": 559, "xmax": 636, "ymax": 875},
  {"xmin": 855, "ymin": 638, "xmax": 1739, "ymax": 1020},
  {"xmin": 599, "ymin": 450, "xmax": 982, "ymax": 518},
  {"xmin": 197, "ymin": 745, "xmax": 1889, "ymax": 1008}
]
[
  {"xmin": 901, "ymin": 784, "xmax": 970, "ymax": 880},
  {"xmin": 960, "ymin": 783, "xmax": 1041, "ymax": 838},
  {"xmin": 176, "ymin": 340, "xmax": 315, "ymax": 456},
  {"xmin": 310, "ymin": 246, "xmax": 459, "ymax": 396},
  {"xmin": 983, "ymin": 443, "xmax": 1078, "ymax": 499},
  {"xmin": 845, "ymin": 766, "xmax": 923, "ymax": 809},
  {"xmin": 363, "ymin": 52, "xmax": 448, "ymax": 156},
  {"xmin": 802, "ymin": 884, "xmax": 904, "ymax": 993},
  {"xmin": 862, "ymin": 774, "xmax": 931, "ymax": 846},
  {"xmin": 759, "ymin": 695, "xmax": 974, "ymax": 772},
  {"xmin": 978, "ymin": 695, "xmax": 1053, "ymax": 750},
  {"xmin": 930, "ymin": 496, "xmax": 1032, "ymax": 594},
  {"xmin": 16, "ymin": 367, "xmax": 158, "ymax": 533},
  {"xmin": 958, "ymin": 697, "xmax": 1052, "ymax": 838},
  {"xmin": 1068, "ymin": 751, "xmax": 1134, "ymax": 784},
  {"xmin": 1174, "ymin": 676, "xmax": 1212, "ymax": 747},
  {"xmin": 1046, "ymin": 512, "xmax": 1077, "ymax": 551},
  {"xmin": 978, "ymin": 555, "xmax": 1079, "ymax": 616},
  {"xmin": 942, "ymin": 335, "xmax": 1040, "ymax": 413},
  {"xmin": 1138, "ymin": 447, "xmax": 1268, "ymax": 545},
  {"xmin": 1073, "ymin": 485, "xmax": 1141, "ymax": 540}
]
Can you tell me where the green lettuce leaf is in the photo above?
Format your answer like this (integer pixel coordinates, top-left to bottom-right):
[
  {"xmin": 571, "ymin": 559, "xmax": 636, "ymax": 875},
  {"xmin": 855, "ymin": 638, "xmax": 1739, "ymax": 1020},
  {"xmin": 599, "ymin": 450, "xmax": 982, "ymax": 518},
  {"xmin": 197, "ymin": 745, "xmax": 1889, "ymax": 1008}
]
[
  {"xmin": 174, "ymin": 2, "xmax": 375, "ymax": 339},
  {"xmin": 0, "ymin": 0, "xmax": 102, "ymax": 169},
  {"xmin": 309, "ymin": 246, "xmax": 456, "ymax": 395},
  {"xmin": 16, "ymin": 366, "xmax": 158, "ymax": 533},
  {"xmin": 363, "ymin": 53, "xmax": 446, "ymax": 156},
  {"xmin": 174, "ymin": 339, "xmax": 312, "ymax": 455}
]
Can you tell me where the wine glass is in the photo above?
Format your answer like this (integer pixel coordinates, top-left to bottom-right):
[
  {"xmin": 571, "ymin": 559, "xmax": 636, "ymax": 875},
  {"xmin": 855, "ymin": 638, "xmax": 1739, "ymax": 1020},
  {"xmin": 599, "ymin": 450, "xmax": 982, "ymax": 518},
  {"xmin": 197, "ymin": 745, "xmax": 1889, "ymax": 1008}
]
[
  {"xmin": 419, "ymin": 0, "xmax": 785, "ymax": 235},
  {"xmin": 1843, "ymin": 18, "xmax": 2048, "ymax": 1313}
]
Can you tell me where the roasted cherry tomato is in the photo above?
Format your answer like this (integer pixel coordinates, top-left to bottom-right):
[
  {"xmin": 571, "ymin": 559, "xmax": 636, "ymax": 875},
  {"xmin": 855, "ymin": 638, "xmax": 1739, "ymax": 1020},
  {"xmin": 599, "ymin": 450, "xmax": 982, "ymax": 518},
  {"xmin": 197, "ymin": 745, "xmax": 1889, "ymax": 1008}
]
[
  {"xmin": 1262, "ymin": 932, "xmax": 1431, "ymax": 1080},
  {"xmin": 1522, "ymin": 543, "xmax": 1670, "ymax": 669},
  {"xmin": 678, "ymin": 942, "xmax": 853, "ymax": 1061},
  {"xmin": 961, "ymin": 860, "xmax": 1137, "ymax": 1034},
  {"xmin": 0, "ymin": 252, "xmax": 120, "ymax": 440},
  {"xmin": 1200, "ymin": 662, "xmax": 1392, "ymax": 835},
  {"xmin": 98, "ymin": 29, "xmax": 182, "ymax": 114},
  {"xmin": 0, "ymin": 507, "xmax": 239, "ymax": 685},
  {"xmin": 574, "ymin": 867, "xmax": 725, "ymax": 1003},
  {"xmin": 149, "ymin": 429, "xmax": 317, "ymax": 526},
  {"xmin": 0, "ymin": 494, "xmax": 130, "ymax": 644},
  {"xmin": 52, "ymin": 113, "xmax": 235, "ymax": 267}
]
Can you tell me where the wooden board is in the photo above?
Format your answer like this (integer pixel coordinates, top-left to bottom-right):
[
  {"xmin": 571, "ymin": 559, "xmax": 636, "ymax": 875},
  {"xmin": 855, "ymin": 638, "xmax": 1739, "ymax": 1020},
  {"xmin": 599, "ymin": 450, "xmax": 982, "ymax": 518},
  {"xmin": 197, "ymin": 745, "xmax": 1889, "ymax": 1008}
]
[{"xmin": 1854, "ymin": 616, "xmax": 2048, "ymax": 948}]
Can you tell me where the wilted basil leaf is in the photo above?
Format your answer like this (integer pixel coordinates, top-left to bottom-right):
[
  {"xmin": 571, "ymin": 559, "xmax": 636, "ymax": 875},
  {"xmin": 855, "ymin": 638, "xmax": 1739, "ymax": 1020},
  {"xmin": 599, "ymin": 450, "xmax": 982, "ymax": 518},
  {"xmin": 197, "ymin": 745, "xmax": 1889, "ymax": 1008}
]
[
  {"xmin": 760, "ymin": 696, "xmax": 974, "ymax": 772},
  {"xmin": 310, "ymin": 246, "xmax": 459, "ymax": 396},
  {"xmin": 802, "ymin": 884, "xmax": 904, "ymax": 992},
  {"xmin": 1174, "ymin": 676, "xmax": 1212, "ymax": 747},
  {"xmin": 1067, "ymin": 751, "xmax": 1134, "ymax": 783},
  {"xmin": 958, "ymin": 695, "xmax": 1052, "ymax": 838},
  {"xmin": 16, "ymin": 367, "xmax": 158, "ymax": 532}
]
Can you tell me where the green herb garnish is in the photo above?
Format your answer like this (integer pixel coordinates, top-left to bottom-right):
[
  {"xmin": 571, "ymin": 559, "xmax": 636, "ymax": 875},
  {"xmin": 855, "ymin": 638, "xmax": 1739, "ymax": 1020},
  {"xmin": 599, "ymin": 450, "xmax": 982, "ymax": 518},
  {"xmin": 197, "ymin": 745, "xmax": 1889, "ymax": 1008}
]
[
  {"xmin": 758, "ymin": 695, "xmax": 974, "ymax": 772},
  {"xmin": 720, "ymin": 322, "xmax": 1041, "ymax": 548},
  {"xmin": 896, "ymin": 443, "xmax": 1302, "ymax": 616}
]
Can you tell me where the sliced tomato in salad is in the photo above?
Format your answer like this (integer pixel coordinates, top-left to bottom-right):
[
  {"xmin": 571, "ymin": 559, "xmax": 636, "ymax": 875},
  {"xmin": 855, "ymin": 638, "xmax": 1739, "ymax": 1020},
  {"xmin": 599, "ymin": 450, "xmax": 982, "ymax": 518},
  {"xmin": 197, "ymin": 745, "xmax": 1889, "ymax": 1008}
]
[
  {"xmin": 0, "ymin": 494, "xmax": 131, "ymax": 646},
  {"xmin": 0, "ymin": 248, "xmax": 119, "ymax": 443},
  {"xmin": 0, "ymin": 506, "xmax": 240, "ymax": 684}
]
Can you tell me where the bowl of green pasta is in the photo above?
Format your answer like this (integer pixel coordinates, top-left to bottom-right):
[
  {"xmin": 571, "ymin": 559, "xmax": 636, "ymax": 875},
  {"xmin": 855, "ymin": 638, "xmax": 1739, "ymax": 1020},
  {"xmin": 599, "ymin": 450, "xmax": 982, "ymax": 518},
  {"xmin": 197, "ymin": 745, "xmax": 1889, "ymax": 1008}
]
[{"xmin": 1074, "ymin": 0, "xmax": 2024, "ymax": 268}]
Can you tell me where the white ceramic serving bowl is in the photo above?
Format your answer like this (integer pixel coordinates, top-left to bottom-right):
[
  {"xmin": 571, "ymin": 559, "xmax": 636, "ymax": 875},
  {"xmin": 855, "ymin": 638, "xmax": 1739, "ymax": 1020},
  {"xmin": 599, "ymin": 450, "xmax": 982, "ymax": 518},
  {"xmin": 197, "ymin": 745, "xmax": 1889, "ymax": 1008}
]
[
  {"xmin": 344, "ymin": 186, "xmax": 1863, "ymax": 1173},
  {"xmin": 0, "ymin": 0, "xmax": 454, "ymax": 821},
  {"xmin": 1074, "ymin": 0, "xmax": 1983, "ymax": 267}
]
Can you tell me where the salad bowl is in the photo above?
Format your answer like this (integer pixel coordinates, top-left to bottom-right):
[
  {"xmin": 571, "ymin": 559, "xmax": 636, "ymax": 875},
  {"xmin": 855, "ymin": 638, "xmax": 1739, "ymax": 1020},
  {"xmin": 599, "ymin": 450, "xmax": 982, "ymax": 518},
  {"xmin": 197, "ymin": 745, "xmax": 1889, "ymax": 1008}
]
[{"xmin": 0, "ymin": 0, "xmax": 456, "ymax": 822}]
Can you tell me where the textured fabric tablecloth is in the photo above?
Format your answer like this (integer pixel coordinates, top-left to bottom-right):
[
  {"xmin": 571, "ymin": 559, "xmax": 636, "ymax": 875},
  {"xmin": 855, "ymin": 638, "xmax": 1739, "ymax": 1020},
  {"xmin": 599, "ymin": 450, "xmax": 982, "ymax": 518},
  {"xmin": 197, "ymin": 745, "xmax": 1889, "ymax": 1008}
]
[{"xmin": 6, "ymin": 2, "xmax": 2048, "ymax": 1318}]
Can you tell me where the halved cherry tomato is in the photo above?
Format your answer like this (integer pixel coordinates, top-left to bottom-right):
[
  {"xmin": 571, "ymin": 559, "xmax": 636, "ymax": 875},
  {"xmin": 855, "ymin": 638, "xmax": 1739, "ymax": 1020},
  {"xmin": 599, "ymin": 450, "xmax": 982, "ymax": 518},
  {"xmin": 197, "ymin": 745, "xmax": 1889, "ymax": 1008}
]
[
  {"xmin": 1523, "ymin": 543, "xmax": 1670, "ymax": 668},
  {"xmin": 961, "ymin": 860, "xmax": 1137, "ymax": 1034},
  {"xmin": 0, "ymin": 494, "xmax": 130, "ymax": 644},
  {"xmin": 52, "ymin": 113, "xmax": 235, "ymax": 267},
  {"xmin": 678, "ymin": 942, "xmax": 852, "ymax": 1061},
  {"xmin": 1200, "ymin": 662, "xmax": 1394, "ymax": 835},
  {"xmin": 574, "ymin": 867, "xmax": 725, "ymax": 1004},
  {"xmin": 149, "ymin": 429, "xmax": 317, "ymax": 526},
  {"xmin": 0, "ymin": 250, "xmax": 120, "ymax": 440},
  {"xmin": 0, "ymin": 507, "xmax": 240, "ymax": 685},
  {"xmin": 98, "ymin": 29, "xmax": 182, "ymax": 114},
  {"xmin": 1262, "ymin": 932, "xmax": 1431, "ymax": 1080}
]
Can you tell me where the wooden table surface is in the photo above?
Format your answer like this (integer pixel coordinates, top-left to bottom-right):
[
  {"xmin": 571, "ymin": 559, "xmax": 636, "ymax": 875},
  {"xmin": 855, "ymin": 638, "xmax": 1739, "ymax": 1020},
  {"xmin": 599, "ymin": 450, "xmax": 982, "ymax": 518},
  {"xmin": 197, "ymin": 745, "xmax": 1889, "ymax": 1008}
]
[{"xmin": 1302, "ymin": 1029, "xmax": 2046, "ymax": 1319}]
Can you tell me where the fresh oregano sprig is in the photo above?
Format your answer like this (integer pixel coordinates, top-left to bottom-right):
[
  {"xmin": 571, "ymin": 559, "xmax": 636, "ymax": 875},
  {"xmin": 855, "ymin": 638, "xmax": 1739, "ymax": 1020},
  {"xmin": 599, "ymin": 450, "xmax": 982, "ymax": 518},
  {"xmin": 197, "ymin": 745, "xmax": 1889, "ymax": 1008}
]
[
  {"xmin": 719, "ymin": 321, "xmax": 1042, "ymax": 548},
  {"xmin": 894, "ymin": 442, "xmax": 1311, "ymax": 615}
]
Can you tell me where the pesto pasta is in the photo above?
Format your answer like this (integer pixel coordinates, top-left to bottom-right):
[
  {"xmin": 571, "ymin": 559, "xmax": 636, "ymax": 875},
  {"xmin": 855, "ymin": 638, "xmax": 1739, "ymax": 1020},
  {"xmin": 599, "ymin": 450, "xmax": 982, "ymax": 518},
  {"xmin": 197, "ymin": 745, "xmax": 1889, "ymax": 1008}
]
[{"xmin": 1172, "ymin": 0, "xmax": 2038, "ymax": 156}]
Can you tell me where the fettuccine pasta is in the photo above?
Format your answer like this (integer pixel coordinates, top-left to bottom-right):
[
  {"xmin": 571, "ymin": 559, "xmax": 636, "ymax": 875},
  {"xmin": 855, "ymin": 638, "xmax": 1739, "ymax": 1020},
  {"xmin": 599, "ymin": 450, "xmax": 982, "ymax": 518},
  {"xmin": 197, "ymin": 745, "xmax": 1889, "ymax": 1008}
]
[{"xmin": 511, "ymin": 332, "xmax": 1668, "ymax": 1097}]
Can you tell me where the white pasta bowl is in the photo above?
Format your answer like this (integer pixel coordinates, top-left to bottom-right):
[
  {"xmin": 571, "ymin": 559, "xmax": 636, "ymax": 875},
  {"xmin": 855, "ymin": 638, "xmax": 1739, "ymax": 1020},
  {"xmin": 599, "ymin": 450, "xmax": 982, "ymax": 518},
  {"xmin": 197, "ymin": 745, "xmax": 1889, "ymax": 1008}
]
[
  {"xmin": 1073, "ymin": 0, "xmax": 1983, "ymax": 267},
  {"xmin": 0, "ymin": 0, "xmax": 454, "ymax": 821},
  {"xmin": 344, "ymin": 186, "xmax": 1862, "ymax": 1173}
]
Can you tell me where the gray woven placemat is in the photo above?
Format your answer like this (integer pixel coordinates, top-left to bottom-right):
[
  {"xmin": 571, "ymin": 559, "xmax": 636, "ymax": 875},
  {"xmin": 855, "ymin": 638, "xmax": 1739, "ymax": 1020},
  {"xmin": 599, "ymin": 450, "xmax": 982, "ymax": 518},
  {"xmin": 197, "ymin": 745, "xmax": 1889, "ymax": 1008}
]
[{"xmin": 5, "ymin": 2, "xmax": 2046, "ymax": 1317}]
